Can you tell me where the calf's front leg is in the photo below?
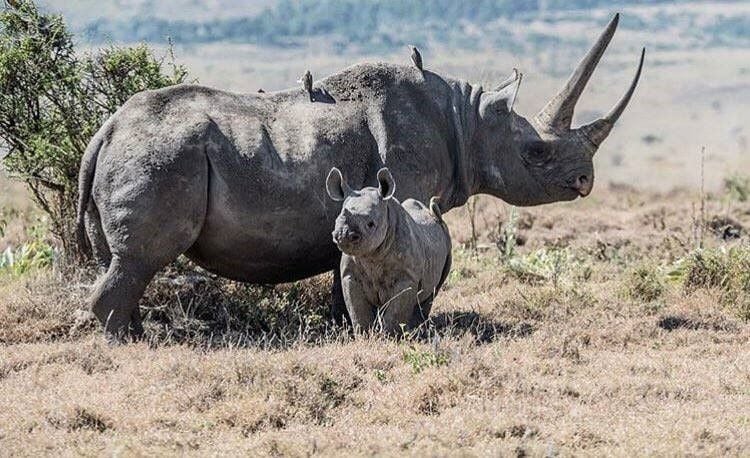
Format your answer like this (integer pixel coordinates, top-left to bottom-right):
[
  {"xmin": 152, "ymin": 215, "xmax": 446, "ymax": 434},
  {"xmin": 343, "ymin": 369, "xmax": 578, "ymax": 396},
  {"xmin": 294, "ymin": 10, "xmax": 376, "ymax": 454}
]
[
  {"xmin": 378, "ymin": 283, "xmax": 421, "ymax": 335},
  {"xmin": 341, "ymin": 274, "xmax": 376, "ymax": 332}
]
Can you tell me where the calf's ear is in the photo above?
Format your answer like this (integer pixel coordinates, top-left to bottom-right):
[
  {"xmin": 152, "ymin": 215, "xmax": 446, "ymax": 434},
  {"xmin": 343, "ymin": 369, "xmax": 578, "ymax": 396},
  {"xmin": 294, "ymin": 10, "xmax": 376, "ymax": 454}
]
[
  {"xmin": 326, "ymin": 167, "xmax": 349, "ymax": 201},
  {"xmin": 377, "ymin": 168, "xmax": 396, "ymax": 200}
]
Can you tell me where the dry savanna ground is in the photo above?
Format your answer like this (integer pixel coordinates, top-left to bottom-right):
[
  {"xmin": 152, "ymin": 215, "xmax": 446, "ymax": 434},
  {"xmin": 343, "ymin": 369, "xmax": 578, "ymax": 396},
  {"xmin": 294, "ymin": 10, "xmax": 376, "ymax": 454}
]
[{"xmin": 1, "ymin": 181, "xmax": 749, "ymax": 456}]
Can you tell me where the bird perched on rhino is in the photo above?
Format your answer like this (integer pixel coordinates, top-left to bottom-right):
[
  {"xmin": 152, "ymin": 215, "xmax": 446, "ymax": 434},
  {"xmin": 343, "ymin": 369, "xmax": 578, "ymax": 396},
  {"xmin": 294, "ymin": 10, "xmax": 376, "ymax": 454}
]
[
  {"xmin": 409, "ymin": 45, "xmax": 423, "ymax": 72},
  {"xmin": 299, "ymin": 70, "xmax": 313, "ymax": 102}
]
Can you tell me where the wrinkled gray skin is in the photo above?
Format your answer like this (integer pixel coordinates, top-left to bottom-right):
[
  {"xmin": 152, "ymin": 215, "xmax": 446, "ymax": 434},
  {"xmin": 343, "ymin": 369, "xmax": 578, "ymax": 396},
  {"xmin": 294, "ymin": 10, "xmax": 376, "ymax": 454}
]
[
  {"xmin": 327, "ymin": 167, "xmax": 451, "ymax": 333},
  {"xmin": 76, "ymin": 14, "xmax": 643, "ymax": 337}
]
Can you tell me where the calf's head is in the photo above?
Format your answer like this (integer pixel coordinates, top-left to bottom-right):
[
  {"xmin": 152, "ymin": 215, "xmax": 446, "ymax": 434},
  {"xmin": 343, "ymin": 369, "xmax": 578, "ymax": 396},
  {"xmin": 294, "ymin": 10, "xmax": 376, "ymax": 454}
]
[
  {"xmin": 473, "ymin": 14, "xmax": 644, "ymax": 206},
  {"xmin": 327, "ymin": 167, "xmax": 396, "ymax": 256}
]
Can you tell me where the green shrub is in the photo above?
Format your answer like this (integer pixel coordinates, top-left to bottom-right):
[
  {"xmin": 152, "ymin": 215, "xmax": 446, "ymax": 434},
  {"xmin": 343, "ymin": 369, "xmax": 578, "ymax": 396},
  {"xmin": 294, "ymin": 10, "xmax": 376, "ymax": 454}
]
[
  {"xmin": 0, "ymin": 219, "xmax": 54, "ymax": 275},
  {"xmin": 677, "ymin": 246, "xmax": 750, "ymax": 319},
  {"xmin": 0, "ymin": 0, "xmax": 187, "ymax": 263},
  {"xmin": 724, "ymin": 174, "xmax": 750, "ymax": 202},
  {"xmin": 505, "ymin": 248, "xmax": 569, "ymax": 287},
  {"xmin": 0, "ymin": 239, "xmax": 53, "ymax": 275},
  {"xmin": 627, "ymin": 264, "xmax": 665, "ymax": 302},
  {"xmin": 402, "ymin": 346, "xmax": 450, "ymax": 374},
  {"xmin": 498, "ymin": 206, "xmax": 519, "ymax": 259}
]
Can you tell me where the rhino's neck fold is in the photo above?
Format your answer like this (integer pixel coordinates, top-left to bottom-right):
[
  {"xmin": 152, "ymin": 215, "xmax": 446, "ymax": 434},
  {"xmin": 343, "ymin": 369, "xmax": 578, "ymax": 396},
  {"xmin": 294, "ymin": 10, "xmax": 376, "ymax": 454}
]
[{"xmin": 443, "ymin": 80, "xmax": 482, "ymax": 211}]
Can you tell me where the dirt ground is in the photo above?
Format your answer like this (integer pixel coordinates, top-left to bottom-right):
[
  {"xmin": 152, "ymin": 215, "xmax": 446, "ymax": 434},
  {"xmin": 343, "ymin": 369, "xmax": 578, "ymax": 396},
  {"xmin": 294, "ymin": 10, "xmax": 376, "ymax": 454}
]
[{"xmin": 1, "ymin": 185, "xmax": 749, "ymax": 456}]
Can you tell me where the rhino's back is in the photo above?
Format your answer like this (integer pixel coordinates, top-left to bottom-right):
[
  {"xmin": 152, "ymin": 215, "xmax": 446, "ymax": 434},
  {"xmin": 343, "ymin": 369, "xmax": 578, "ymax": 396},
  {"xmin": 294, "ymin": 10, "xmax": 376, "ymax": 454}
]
[{"xmin": 93, "ymin": 67, "xmax": 456, "ymax": 283}]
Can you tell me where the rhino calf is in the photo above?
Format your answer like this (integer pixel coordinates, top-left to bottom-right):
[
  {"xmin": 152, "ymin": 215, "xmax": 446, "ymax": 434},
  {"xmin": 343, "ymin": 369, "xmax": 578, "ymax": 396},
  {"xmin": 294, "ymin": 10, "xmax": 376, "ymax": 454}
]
[{"xmin": 326, "ymin": 167, "xmax": 452, "ymax": 333}]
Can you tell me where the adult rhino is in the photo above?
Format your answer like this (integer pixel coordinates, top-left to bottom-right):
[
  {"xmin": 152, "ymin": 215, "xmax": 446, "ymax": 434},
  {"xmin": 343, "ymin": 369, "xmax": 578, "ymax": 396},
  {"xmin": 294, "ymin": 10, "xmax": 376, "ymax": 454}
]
[{"xmin": 77, "ymin": 14, "xmax": 643, "ymax": 337}]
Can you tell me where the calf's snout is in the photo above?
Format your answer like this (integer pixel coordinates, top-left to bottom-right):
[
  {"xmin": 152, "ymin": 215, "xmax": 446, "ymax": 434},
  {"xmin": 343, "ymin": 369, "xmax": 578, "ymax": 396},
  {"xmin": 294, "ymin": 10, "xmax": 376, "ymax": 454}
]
[{"xmin": 332, "ymin": 226, "xmax": 361, "ymax": 248}]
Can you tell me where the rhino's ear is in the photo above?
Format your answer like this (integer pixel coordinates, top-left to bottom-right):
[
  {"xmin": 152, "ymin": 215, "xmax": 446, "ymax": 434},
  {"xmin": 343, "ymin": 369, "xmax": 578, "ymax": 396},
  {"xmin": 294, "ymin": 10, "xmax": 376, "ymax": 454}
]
[
  {"xmin": 326, "ymin": 167, "xmax": 350, "ymax": 201},
  {"xmin": 493, "ymin": 68, "xmax": 519, "ymax": 91},
  {"xmin": 479, "ymin": 72, "xmax": 523, "ymax": 119},
  {"xmin": 377, "ymin": 167, "xmax": 396, "ymax": 200}
]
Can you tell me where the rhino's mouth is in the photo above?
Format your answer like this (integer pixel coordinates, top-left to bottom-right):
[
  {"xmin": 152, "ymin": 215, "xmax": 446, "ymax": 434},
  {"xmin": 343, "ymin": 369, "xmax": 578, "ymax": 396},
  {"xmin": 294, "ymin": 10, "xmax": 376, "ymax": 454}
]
[{"xmin": 569, "ymin": 186, "xmax": 590, "ymax": 198}]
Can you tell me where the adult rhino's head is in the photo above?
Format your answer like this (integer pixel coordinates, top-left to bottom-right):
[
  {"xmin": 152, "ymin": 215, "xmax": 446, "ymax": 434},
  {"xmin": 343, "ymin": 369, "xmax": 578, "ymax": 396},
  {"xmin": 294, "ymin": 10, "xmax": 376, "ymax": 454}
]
[
  {"xmin": 327, "ymin": 167, "xmax": 396, "ymax": 256},
  {"xmin": 473, "ymin": 14, "xmax": 644, "ymax": 206}
]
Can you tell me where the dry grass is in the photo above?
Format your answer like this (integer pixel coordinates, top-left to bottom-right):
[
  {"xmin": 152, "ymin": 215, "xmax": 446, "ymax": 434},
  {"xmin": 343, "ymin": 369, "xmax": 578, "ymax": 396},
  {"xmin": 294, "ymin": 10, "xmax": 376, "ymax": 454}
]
[{"xmin": 1, "ymin": 186, "xmax": 749, "ymax": 456}]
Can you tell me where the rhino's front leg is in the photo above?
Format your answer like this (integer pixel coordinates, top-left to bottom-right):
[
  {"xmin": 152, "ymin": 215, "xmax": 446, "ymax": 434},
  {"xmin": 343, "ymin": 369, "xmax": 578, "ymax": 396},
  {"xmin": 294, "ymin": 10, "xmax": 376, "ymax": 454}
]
[
  {"xmin": 408, "ymin": 296, "xmax": 434, "ymax": 329},
  {"xmin": 331, "ymin": 264, "xmax": 351, "ymax": 325}
]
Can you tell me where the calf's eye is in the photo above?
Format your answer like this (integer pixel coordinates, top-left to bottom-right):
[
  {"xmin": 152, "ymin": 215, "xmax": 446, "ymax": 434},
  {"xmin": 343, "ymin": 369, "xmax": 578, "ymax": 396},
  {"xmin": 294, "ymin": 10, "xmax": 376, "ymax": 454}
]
[{"xmin": 367, "ymin": 221, "xmax": 375, "ymax": 228}]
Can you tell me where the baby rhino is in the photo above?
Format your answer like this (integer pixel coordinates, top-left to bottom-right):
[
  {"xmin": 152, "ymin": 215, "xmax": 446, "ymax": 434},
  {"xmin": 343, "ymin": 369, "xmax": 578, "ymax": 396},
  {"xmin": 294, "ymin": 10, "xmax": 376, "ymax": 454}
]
[{"xmin": 326, "ymin": 167, "xmax": 452, "ymax": 333}]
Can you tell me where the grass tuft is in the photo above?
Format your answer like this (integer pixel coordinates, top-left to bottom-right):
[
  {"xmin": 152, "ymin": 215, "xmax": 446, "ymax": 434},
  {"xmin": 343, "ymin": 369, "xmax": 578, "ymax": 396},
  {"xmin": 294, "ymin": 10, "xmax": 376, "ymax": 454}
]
[
  {"xmin": 402, "ymin": 345, "xmax": 450, "ymax": 373},
  {"xmin": 678, "ymin": 246, "xmax": 750, "ymax": 319},
  {"xmin": 627, "ymin": 264, "xmax": 666, "ymax": 302}
]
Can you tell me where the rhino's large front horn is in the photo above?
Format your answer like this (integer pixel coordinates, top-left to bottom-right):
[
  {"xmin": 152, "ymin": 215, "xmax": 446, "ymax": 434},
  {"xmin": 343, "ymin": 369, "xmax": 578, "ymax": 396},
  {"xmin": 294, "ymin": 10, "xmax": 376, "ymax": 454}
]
[{"xmin": 534, "ymin": 13, "xmax": 644, "ymax": 146}]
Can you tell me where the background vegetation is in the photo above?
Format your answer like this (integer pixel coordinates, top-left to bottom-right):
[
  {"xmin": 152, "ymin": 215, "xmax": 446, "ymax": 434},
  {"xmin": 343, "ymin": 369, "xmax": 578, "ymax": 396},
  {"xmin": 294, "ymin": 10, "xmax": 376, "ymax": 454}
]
[
  {"xmin": 0, "ymin": 0, "xmax": 187, "ymax": 262},
  {"xmin": 78, "ymin": 0, "xmax": 750, "ymax": 52}
]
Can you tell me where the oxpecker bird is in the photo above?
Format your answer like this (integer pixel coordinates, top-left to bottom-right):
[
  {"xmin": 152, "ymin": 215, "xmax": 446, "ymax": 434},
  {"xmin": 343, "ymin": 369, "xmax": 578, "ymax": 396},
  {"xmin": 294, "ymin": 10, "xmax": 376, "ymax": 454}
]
[
  {"xmin": 409, "ymin": 45, "xmax": 423, "ymax": 72},
  {"xmin": 300, "ymin": 70, "xmax": 313, "ymax": 101}
]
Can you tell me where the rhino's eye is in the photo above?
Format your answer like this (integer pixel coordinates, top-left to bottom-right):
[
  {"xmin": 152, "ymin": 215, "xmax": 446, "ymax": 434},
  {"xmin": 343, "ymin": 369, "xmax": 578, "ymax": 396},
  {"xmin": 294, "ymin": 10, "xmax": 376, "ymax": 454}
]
[
  {"xmin": 525, "ymin": 141, "xmax": 551, "ymax": 165},
  {"xmin": 366, "ymin": 221, "xmax": 375, "ymax": 229}
]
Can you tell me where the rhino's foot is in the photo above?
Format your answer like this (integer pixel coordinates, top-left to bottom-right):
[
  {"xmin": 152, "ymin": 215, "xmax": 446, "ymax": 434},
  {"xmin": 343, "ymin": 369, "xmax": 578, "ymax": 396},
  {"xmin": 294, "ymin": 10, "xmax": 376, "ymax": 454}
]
[
  {"xmin": 97, "ymin": 308, "xmax": 145, "ymax": 344},
  {"xmin": 89, "ymin": 256, "xmax": 153, "ymax": 343},
  {"xmin": 102, "ymin": 321, "xmax": 144, "ymax": 345}
]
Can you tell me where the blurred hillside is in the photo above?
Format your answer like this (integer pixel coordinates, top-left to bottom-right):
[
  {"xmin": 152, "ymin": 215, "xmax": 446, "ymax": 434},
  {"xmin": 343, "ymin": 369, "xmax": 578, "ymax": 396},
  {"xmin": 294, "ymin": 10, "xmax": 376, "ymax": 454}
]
[
  {"xmin": 29, "ymin": 1, "xmax": 750, "ymax": 191},
  {"xmin": 42, "ymin": 1, "xmax": 750, "ymax": 56}
]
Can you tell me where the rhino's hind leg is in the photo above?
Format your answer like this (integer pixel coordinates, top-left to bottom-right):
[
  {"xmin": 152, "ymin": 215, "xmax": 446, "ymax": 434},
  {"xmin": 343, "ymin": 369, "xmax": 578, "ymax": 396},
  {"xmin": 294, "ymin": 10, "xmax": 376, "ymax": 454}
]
[
  {"xmin": 89, "ymin": 145, "xmax": 208, "ymax": 340},
  {"xmin": 90, "ymin": 256, "xmax": 155, "ymax": 339}
]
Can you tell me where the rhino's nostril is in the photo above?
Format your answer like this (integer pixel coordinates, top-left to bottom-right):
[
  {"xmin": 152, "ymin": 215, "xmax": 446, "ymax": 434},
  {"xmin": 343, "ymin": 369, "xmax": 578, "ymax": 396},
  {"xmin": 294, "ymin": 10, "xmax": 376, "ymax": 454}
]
[
  {"xmin": 349, "ymin": 233, "xmax": 360, "ymax": 242},
  {"xmin": 574, "ymin": 174, "xmax": 592, "ymax": 197}
]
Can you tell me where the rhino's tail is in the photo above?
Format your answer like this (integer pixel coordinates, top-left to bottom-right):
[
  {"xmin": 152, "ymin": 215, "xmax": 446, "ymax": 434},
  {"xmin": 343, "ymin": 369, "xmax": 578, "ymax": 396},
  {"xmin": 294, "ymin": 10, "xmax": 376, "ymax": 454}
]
[{"xmin": 75, "ymin": 133, "xmax": 104, "ymax": 258}]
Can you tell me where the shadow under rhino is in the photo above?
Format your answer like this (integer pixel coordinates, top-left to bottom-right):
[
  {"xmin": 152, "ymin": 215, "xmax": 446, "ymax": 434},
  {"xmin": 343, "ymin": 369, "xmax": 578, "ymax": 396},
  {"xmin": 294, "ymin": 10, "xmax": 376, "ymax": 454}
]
[{"xmin": 422, "ymin": 311, "xmax": 535, "ymax": 344}]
